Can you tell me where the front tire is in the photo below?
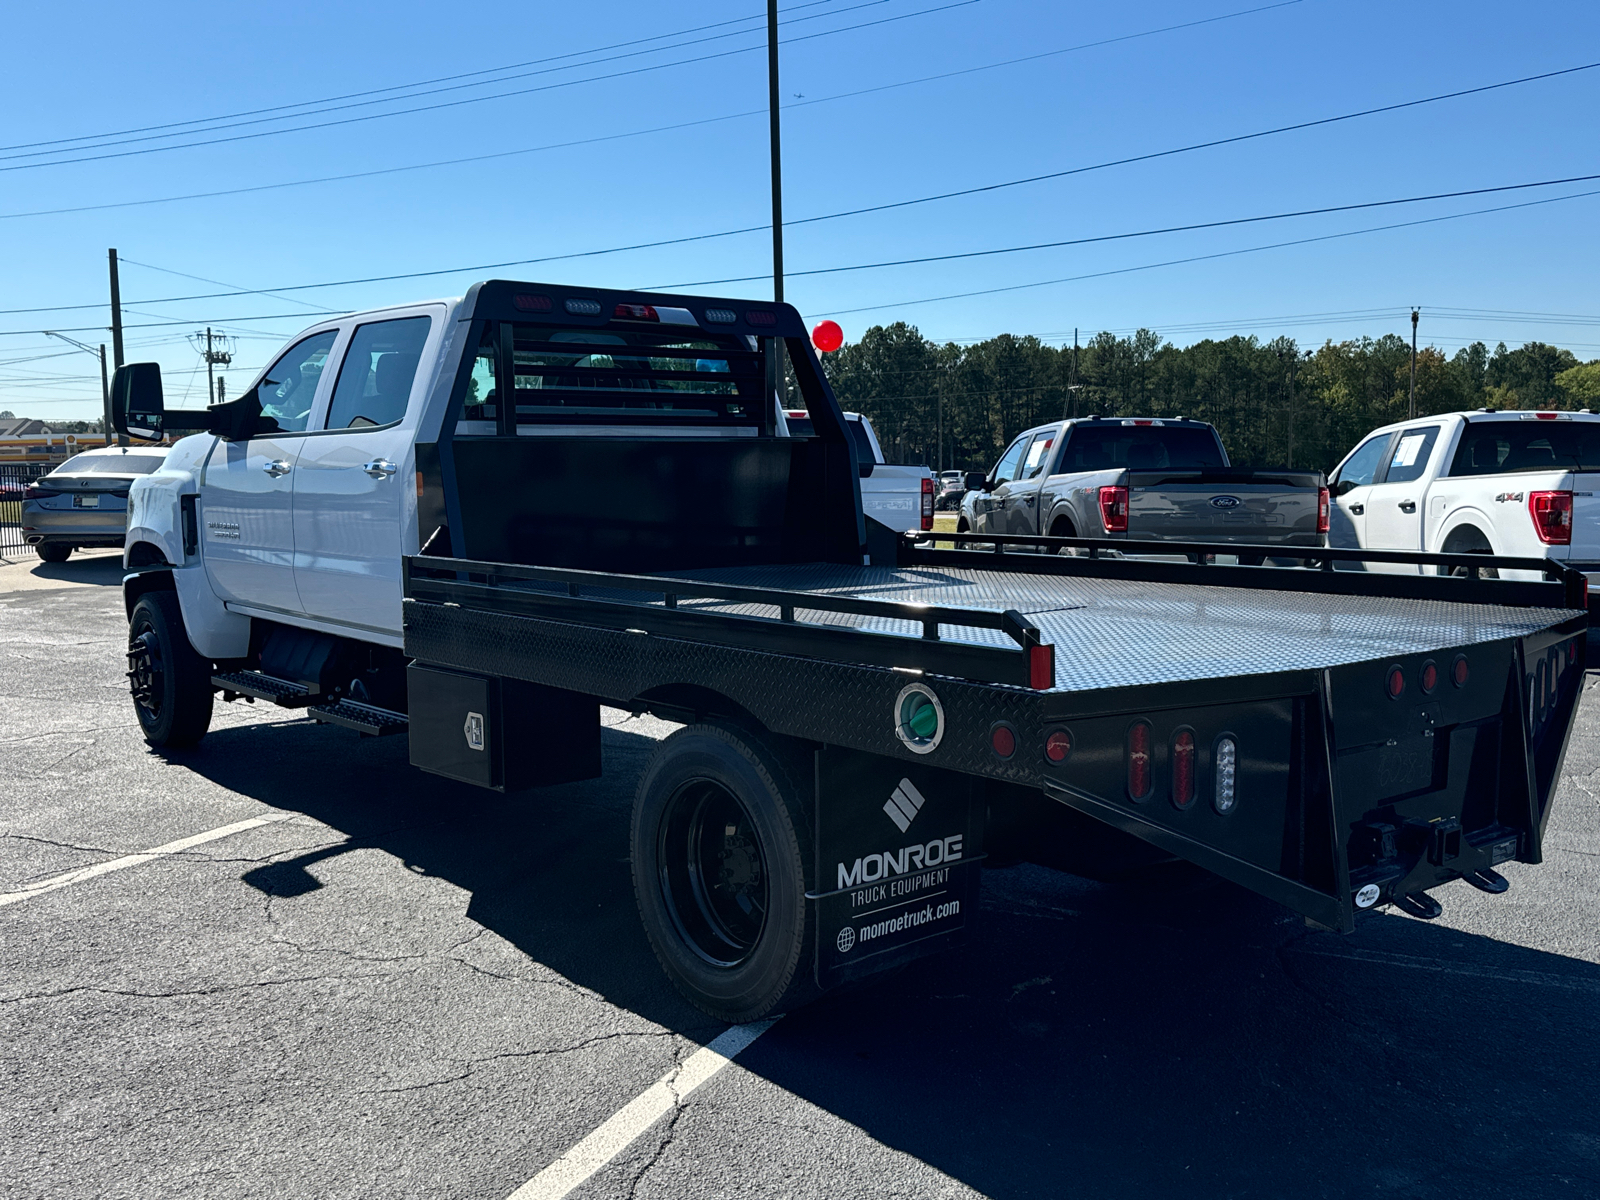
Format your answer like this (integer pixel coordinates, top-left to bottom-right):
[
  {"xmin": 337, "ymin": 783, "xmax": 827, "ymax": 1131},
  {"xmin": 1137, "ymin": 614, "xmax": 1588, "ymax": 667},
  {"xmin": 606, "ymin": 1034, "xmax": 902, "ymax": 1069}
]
[
  {"xmin": 35, "ymin": 544, "xmax": 71, "ymax": 563},
  {"xmin": 632, "ymin": 722, "xmax": 817, "ymax": 1022},
  {"xmin": 127, "ymin": 590, "xmax": 214, "ymax": 748}
]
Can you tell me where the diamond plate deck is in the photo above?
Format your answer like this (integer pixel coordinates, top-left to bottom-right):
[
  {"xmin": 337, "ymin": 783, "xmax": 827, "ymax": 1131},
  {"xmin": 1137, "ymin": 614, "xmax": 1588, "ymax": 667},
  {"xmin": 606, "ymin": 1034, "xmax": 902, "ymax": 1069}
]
[{"xmin": 655, "ymin": 563, "xmax": 1577, "ymax": 692}]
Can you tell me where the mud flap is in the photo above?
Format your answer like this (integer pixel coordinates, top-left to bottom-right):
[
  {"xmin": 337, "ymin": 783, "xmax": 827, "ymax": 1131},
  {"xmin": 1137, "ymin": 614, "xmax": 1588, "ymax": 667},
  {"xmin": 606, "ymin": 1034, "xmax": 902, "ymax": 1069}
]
[{"xmin": 809, "ymin": 746, "xmax": 984, "ymax": 989}]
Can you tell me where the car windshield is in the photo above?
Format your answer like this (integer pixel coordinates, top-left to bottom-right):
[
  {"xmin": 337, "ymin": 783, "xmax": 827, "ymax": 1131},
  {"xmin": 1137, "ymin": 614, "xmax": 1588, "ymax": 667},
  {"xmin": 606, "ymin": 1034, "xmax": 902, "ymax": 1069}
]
[
  {"xmin": 1058, "ymin": 425, "xmax": 1225, "ymax": 471},
  {"xmin": 50, "ymin": 453, "xmax": 166, "ymax": 477}
]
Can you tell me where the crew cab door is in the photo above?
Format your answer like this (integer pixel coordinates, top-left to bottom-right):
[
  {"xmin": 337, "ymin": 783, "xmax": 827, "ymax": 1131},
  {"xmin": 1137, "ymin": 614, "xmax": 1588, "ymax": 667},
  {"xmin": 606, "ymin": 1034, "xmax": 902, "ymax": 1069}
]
[
  {"xmin": 200, "ymin": 329, "xmax": 339, "ymax": 612},
  {"xmin": 1364, "ymin": 425, "xmax": 1441, "ymax": 572},
  {"xmin": 972, "ymin": 434, "xmax": 1030, "ymax": 534},
  {"xmin": 1003, "ymin": 428, "xmax": 1057, "ymax": 535},
  {"xmin": 1328, "ymin": 431, "xmax": 1392, "ymax": 553},
  {"xmin": 292, "ymin": 312, "xmax": 435, "ymax": 638}
]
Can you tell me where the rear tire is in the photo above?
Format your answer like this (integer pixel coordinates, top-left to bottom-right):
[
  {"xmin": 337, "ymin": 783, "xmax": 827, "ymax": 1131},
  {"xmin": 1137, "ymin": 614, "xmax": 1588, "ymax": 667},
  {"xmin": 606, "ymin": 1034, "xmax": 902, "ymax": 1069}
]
[
  {"xmin": 35, "ymin": 544, "xmax": 71, "ymax": 563},
  {"xmin": 632, "ymin": 722, "xmax": 818, "ymax": 1022},
  {"xmin": 127, "ymin": 590, "xmax": 214, "ymax": 748}
]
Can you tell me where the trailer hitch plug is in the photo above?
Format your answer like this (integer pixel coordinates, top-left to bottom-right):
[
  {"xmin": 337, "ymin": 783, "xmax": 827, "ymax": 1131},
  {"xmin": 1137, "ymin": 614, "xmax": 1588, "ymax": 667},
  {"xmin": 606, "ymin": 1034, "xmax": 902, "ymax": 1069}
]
[
  {"xmin": 1462, "ymin": 867, "xmax": 1510, "ymax": 895},
  {"xmin": 1394, "ymin": 891, "xmax": 1444, "ymax": 920}
]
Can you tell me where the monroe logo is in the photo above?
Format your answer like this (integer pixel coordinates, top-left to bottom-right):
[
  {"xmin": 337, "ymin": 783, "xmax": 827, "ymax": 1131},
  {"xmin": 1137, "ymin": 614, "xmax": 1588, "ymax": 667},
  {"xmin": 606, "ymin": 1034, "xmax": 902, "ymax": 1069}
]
[
  {"xmin": 883, "ymin": 777, "xmax": 927, "ymax": 832},
  {"xmin": 1209, "ymin": 495, "xmax": 1241, "ymax": 510},
  {"xmin": 837, "ymin": 833, "xmax": 963, "ymax": 890}
]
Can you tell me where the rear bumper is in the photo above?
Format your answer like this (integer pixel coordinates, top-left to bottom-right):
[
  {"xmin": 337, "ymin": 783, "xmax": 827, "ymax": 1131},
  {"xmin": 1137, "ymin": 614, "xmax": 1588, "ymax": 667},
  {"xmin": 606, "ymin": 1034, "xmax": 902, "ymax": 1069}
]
[{"xmin": 20, "ymin": 505, "xmax": 128, "ymax": 546}]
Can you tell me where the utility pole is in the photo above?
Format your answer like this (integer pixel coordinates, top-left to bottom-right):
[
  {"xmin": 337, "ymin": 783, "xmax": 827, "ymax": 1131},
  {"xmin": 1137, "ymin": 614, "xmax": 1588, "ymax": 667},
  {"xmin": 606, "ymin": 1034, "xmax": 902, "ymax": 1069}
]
[
  {"xmin": 766, "ymin": 0, "xmax": 784, "ymax": 303},
  {"xmin": 1409, "ymin": 308, "xmax": 1419, "ymax": 420},
  {"xmin": 98, "ymin": 344, "xmax": 111, "ymax": 445},
  {"xmin": 1062, "ymin": 328, "xmax": 1081, "ymax": 421},
  {"xmin": 196, "ymin": 327, "xmax": 232, "ymax": 405},
  {"xmin": 108, "ymin": 249, "xmax": 125, "ymax": 369}
]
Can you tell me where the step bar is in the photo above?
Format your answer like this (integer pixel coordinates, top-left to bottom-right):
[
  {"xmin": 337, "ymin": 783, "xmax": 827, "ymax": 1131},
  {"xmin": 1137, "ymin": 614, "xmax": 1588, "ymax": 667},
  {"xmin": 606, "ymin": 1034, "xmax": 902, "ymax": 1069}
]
[{"xmin": 211, "ymin": 670, "xmax": 408, "ymax": 737}]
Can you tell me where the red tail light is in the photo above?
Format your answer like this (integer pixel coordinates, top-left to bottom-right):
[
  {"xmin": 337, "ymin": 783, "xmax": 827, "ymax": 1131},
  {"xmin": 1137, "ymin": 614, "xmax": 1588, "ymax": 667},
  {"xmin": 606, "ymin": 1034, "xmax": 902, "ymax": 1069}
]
[
  {"xmin": 1127, "ymin": 721, "xmax": 1152, "ymax": 800},
  {"xmin": 613, "ymin": 303, "xmax": 659, "ymax": 321},
  {"xmin": 1171, "ymin": 730, "xmax": 1197, "ymax": 809},
  {"xmin": 1027, "ymin": 643, "xmax": 1054, "ymax": 690},
  {"xmin": 921, "ymin": 476, "xmax": 934, "ymax": 531},
  {"xmin": 1529, "ymin": 490, "xmax": 1573, "ymax": 545},
  {"xmin": 24, "ymin": 485, "xmax": 59, "ymax": 501},
  {"xmin": 1317, "ymin": 486, "xmax": 1330, "ymax": 534},
  {"xmin": 1099, "ymin": 485, "xmax": 1129, "ymax": 533}
]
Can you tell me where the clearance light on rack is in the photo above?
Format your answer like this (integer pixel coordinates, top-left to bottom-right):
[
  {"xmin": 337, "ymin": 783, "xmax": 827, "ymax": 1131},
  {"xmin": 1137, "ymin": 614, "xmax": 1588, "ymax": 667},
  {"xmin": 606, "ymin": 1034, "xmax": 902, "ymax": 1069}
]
[
  {"xmin": 1027, "ymin": 643, "xmax": 1055, "ymax": 690},
  {"xmin": 564, "ymin": 298, "xmax": 602, "ymax": 316},
  {"xmin": 704, "ymin": 308, "xmax": 737, "ymax": 324},
  {"xmin": 746, "ymin": 310, "xmax": 777, "ymax": 327},
  {"xmin": 615, "ymin": 303, "xmax": 659, "ymax": 322},
  {"xmin": 1213, "ymin": 736, "xmax": 1238, "ymax": 813},
  {"xmin": 513, "ymin": 293, "xmax": 552, "ymax": 312}
]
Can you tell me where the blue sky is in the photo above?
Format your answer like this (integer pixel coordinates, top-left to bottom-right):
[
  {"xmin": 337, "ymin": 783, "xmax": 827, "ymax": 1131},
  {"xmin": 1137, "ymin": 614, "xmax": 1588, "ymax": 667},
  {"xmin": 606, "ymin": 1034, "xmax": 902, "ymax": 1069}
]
[{"xmin": 1, "ymin": 0, "xmax": 1596, "ymax": 419}]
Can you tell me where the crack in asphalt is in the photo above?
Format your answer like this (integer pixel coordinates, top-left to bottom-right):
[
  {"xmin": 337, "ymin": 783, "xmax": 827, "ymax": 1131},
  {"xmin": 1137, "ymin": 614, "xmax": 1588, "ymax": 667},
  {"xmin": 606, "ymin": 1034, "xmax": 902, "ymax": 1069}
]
[
  {"xmin": 0, "ymin": 971, "xmax": 393, "ymax": 1006},
  {"xmin": 364, "ymin": 1028, "xmax": 678, "ymax": 1096}
]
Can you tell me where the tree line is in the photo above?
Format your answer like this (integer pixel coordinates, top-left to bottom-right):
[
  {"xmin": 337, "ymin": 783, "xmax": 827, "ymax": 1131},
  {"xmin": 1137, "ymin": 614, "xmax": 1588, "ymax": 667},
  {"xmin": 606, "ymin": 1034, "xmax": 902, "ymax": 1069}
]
[{"xmin": 815, "ymin": 323, "xmax": 1600, "ymax": 474}]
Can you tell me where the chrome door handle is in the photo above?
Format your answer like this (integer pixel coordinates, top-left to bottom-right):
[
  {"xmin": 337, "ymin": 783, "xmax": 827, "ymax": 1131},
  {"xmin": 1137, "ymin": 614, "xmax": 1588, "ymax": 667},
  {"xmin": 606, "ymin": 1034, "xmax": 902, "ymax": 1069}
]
[
  {"xmin": 262, "ymin": 460, "xmax": 292, "ymax": 478},
  {"xmin": 363, "ymin": 459, "xmax": 397, "ymax": 479},
  {"xmin": 1398, "ymin": 500, "xmax": 1416, "ymax": 513},
  {"xmin": 1350, "ymin": 504, "xmax": 1364, "ymax": 515}
]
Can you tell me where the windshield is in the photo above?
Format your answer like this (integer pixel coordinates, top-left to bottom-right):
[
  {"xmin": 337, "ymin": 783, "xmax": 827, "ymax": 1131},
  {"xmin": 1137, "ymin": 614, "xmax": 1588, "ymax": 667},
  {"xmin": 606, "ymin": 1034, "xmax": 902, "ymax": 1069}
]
[
  {"xmin": 1450, "ymin": 420, "xmax": 1600, "ymax": 475},
  {"xmin": 51, "ymin": 453, "xmax": 166, "ymax": 477},
  {"xmin": 1058, "ymin": 425, "xmax": 1225, "ymax": 471}
]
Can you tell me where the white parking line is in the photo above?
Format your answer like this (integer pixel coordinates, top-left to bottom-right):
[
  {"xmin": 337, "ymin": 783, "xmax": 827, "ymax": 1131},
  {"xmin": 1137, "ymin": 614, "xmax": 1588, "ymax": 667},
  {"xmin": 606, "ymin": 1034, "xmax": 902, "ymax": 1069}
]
[
  {"xmin": 507, "ymin": 1018, "xmax": 779, "ymax": 1200},
  {"xmin": 0, "ymin": 813, "xmax": 295, "ymax": 909}
]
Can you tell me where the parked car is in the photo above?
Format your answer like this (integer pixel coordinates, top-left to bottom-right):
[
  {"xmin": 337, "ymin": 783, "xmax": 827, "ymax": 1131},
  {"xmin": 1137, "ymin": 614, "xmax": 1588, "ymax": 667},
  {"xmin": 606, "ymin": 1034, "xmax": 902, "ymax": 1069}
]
[
  {"xmin": 935, "ymin": 470, "xmax": 966, "ymax": 511},
  {"xmin": 21, "ymin": 445, "xmax": 171, "ymax": 562},
  {"xmin": 784, "ymin": 409, "xmax": 934, "ymax": 548},
  {"xmin": 958, "ymin": 416, "xmax": 1327, "ymax": 558},
  {"xmin": 1328, "ymin": 409, "xmax": 1600, "ymax": 590}
]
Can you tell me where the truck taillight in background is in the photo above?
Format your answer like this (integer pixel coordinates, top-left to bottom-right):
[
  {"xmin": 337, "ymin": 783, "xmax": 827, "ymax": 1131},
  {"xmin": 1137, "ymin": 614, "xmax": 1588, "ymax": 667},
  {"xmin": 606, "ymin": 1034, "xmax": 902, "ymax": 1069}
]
[
  {"xmin": 1529, "ymin": 490, "xmax": 1573, "ymax": 545},
  {"xmin": 1317, "ymin": 486, "xmax": 1330, "ymax": 534},
  {"xmin": 1098, "ymin": 485, "xmax": 1129, "ymax": 533},
  {"xmin": 921, "ymin": 476, "xmax": 934, "ymax": 531}
]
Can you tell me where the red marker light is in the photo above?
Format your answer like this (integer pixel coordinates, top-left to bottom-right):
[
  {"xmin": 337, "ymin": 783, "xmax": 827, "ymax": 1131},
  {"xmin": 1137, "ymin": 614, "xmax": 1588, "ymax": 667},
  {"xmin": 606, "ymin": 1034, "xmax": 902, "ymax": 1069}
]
[
  {"xmin": 991, "ymin": 723, "xmax": 1017, "ymax": 760},
  {"xmin": 811, "ymin": 320, "xmax": 844, "ymax": 353},
  {"xmin": 614, "ymin": 303, "xmax": 659, "ymax": 322},
  {"xmin": 1028, "ymin": 643, "xmax": 1055, "ymax": 690},
  {"xmin": 1421, "ymin": 661, "xmax": 1438, "ymax": 693},
  {"xmin": 1044, "ymin": 728, "xmax": 1072, "ymax": 762},
  {"xmin": 1453, "ymin": 655, "xmax": 1470, "ymax": 687},
  {"xmin": 1127, "ymin": 721, "xmax": 1152, "ymax": 800},
  {"xmin": 1387, "ymin": 665, "xmax": 1406, "ymax": 699},
  {"xmin": 1171, "ymin": 730, "xmax": 1196, "ymax": 809}
]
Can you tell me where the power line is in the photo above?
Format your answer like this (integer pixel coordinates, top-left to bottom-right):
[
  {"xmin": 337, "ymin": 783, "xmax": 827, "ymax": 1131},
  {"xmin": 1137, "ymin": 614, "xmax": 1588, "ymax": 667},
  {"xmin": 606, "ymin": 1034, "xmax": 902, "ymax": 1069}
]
[
  {"xmin": 649, "ymin": 173, "xmax": 1600, "ymax": 289},
  {"xmin": 5, "ymin": 56, "xmax": 1592, "ymax": 318},
  {"xmin": 811, "ymin": 186, "xmax": 1600, "ymax": 318},
  {"xmin": 0, "ymin": 0, "xmax": 980, "ymax": 173},
  {"xmin": 0, "ymin": 0, "xmax": 1317, "ymax": 224},
  {"xmin": 0, "ymin": 0, "xmax": 850, "ymax": 155}
]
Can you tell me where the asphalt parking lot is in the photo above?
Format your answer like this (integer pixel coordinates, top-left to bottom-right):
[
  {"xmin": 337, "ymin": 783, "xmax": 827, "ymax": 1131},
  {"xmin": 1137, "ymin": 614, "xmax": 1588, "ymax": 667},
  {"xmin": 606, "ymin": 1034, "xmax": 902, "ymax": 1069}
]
[{"xmin": 3, "ymin": 553, "xmax": 1600, "ymax": 1199}]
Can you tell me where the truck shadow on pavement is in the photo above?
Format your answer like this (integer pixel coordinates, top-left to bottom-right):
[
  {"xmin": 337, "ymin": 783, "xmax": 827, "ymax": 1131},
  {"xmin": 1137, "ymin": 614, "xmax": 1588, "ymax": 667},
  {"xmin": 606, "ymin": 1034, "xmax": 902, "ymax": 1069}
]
[{"xmin": 177, "ymin": 716, "xmax": 1600, "ymax": 1200}]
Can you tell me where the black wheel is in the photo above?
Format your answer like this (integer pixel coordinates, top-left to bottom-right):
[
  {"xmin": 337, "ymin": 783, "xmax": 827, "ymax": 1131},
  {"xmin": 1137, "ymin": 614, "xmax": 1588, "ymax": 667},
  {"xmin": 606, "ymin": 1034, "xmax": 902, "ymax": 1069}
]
[
  {"xmin": 35, "ymin": 544, "xmax": 71, "ymax": 563},
  {"xmin": 632, "ymin": 722, "xmax": 817, "ymax": 1022},
  {"xmin": 127, "ymin": 590, "xmax": 214, "ymax": 748}
]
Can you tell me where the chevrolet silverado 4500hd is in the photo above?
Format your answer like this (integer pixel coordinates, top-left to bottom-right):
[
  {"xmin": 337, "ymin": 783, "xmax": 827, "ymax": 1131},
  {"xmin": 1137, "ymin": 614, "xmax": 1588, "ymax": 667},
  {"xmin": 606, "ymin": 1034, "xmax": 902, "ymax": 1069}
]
[{"xmin": 113, "ymin": 282, "xmax": 1587, "ymax": 1021}]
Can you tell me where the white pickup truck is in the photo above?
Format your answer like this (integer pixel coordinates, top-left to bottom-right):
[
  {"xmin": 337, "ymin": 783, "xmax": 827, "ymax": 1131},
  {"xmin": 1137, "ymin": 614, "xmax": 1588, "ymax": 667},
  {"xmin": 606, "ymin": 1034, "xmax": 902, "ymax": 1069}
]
[
  {"xmin": 1328, "ymin": 409, "xmax": 1600, "ymax": 593},
  {"xmin": 782, "ymin": 408, "xmax": 933, "ymax": 546}
]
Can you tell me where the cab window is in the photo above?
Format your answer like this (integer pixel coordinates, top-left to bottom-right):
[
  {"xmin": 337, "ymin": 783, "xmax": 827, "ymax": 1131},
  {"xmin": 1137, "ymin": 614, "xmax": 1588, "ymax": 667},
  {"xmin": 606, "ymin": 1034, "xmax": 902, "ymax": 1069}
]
[
  {"xmin": 258, "ymin": 331, "xmax": 337, "ymax": 433},
  {"xmin": 1382, "ymin": 426, "xmax": 1439, "ymax": 485},
  {"xmin": 1021, "ymin": 432, "xmax": 1056, "ymax": 479},
  {"xmin": 325, "ymin": 316, "xmax": 432, "ymax": 430},
  {"xmin": 1333, "ymin": 433, "xmax": 1391, "ymax": 490},
  {"xmin": 992, "ymin": 435, "xmax": 1031, "ymax": 486}
]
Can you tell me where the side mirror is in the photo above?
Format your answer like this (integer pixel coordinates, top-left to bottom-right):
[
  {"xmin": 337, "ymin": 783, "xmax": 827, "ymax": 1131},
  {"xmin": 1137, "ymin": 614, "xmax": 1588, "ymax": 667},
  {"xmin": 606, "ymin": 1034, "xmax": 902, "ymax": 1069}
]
[
  {"xmin": 964, "ymin": 471, "xmax": 989, "ymax": 492},
  {"xmin": 110, "ymin": 362, "xmax": 166, "ymax": 440},
  {"xmin": 1334, "ymin": 478, "xmax": 1357, "ymax": 497}
]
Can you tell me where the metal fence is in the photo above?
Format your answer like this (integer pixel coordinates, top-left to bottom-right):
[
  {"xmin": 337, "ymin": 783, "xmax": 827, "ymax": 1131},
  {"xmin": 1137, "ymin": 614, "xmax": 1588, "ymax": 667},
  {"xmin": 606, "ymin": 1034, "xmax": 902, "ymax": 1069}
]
[{"xmin": 0, "ymin": 462, "xmax": 52, "ymax": 558}]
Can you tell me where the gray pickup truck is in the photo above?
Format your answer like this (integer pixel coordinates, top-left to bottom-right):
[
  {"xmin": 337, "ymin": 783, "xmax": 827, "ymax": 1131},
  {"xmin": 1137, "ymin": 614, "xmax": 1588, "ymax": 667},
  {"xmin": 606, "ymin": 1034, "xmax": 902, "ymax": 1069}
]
[{"xmin": 958, "ymin": 417, "xmax": 1328, "ymax": 558}]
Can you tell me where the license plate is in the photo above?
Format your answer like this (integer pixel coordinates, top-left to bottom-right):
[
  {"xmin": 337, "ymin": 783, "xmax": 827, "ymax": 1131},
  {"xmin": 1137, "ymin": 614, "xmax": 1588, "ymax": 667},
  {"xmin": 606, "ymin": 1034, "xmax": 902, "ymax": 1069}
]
[{"xmin": 73, "ymin": 494, "xmax": 99, "ymax": 508}]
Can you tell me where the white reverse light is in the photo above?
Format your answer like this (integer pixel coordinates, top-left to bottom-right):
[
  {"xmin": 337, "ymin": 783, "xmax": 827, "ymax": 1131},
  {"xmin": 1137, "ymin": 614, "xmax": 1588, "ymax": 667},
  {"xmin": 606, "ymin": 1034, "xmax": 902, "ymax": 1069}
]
[{"xmin": 1214, "ymin": 736, "xmax": 1238, "ymax": 814}]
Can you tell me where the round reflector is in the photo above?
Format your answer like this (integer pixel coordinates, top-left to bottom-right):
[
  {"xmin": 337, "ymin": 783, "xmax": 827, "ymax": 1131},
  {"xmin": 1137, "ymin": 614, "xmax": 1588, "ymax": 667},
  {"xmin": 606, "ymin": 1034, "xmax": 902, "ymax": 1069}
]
[
  {"xmin": 1387, "ymin": 665, "xmax": 1405, "ymax": 699},
  {"xmin": 1452, "ymin": 655, "xmax": 1469, "ymax": 687},
  {"xmin": 811, "ymin": 320, "xmax": 844, "ymax": 353},
  {"xmin": 1420, "ymin": 661, "xmax": 1438, "ymax": 694},
  {"xmin": 990, "ymin": 722, "xmax": 1017, "ymax": 760},
  {"xmin": 1044, "ymin": 728, "xmax": 1071, "ymax": 763}
]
